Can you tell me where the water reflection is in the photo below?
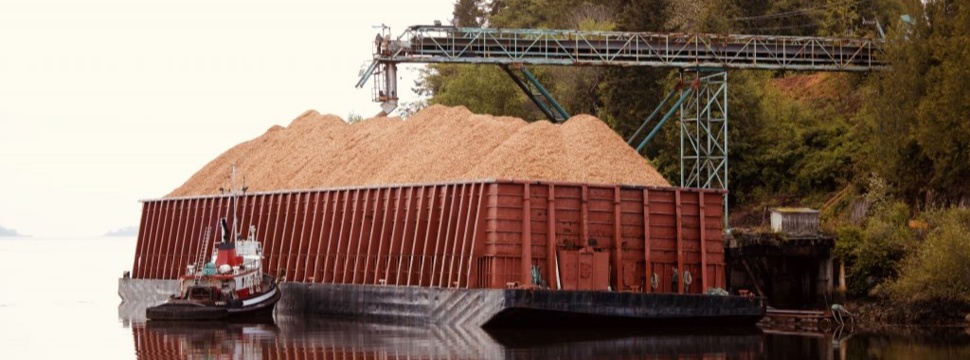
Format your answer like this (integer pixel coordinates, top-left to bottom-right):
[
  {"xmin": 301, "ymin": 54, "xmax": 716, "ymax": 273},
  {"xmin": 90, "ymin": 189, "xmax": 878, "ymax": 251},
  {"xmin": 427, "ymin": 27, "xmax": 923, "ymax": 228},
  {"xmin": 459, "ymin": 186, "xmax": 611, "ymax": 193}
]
[
  {"xmin": 135, "ymin": 322, "xmax": 278, "ymax": 360},
  {"xmin": 122, "ymin": 303, "xmax": 970, "ymax": 360},
  {"xmin": 842, "ymin": 329, "xmax": 970, "ymax": 360},
  {"xmin": 763, "ymin": 326, "xmax": 970, "ymax": 360},
  {"xmin": 486, "ymin": 327, "xmax": 763, "ymax": 359},
  {"xmin": 128, "ymin": 316, "xmax": 765, "ymax": 359}
]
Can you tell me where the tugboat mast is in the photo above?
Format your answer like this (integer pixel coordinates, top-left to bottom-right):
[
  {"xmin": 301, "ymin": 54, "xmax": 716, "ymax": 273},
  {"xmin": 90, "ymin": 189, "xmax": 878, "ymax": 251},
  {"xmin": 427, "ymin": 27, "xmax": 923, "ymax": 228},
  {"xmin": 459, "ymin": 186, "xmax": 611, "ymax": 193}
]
[{"xmin": 230, "ymin": 164, "xmax": 238, "ymax": 242}]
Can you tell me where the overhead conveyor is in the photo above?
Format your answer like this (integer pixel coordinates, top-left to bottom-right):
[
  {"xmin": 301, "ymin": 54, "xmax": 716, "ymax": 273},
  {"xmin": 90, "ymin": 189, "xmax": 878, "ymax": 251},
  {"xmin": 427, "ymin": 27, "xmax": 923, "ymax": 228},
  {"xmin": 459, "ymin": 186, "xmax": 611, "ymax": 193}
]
[
  {"xmin": 355, "ymin": 25, "xmax": 885, "ymax": 226},
  {"xmin": 370, "ymin": 25, "xmax": 883, "ymax": 70},
  {"xmin": 356, "ymin": 25, "xmax": 883, "ymax": 117}
]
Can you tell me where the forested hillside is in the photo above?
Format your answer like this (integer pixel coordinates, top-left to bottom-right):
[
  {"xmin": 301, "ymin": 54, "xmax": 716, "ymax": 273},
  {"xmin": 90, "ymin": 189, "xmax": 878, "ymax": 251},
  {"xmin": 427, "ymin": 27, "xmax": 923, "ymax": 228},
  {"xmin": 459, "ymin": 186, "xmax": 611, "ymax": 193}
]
[{"xmin": 410, "ymin": 0, "xmax": 970, "ymax": 323}]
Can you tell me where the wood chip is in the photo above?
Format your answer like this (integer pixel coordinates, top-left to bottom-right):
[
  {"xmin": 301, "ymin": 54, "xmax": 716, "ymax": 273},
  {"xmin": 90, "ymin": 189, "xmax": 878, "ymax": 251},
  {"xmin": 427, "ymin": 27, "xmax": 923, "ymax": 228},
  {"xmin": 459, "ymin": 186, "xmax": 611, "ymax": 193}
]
[{"xmin": 165, "ymin": 105, "xmax": 670, "ymax": 198}]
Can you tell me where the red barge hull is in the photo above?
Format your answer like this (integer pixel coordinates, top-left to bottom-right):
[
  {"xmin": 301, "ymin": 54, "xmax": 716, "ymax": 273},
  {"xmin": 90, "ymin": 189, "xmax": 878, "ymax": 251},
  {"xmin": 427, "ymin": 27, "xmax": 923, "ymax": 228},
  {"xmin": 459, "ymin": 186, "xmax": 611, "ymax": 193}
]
[{"xmin": 128, "ymin": 179, "xmax": 764, "ymax": 326}]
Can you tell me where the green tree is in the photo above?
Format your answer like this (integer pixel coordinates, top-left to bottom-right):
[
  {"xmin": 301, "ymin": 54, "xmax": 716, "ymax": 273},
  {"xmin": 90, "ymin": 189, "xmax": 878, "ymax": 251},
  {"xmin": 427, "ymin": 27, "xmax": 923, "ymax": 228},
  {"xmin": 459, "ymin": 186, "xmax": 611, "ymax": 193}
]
[
  {"xmin": 834, "ymin": 177, "xmax": 915, "ymax": 297},
  {"xmin": 818, "ymin": 0, "xmax": 859, "ymax": 36},
  {"xmin": 489, "ymin": 0, "xmax": 587, "ymax": 28},
  {"xmin": 452, "ymin": 0, "xmax": 488, "ymax": 27},
  {"xmin": 860, "ymin": 0, "xmax": 970, "ymax": 205},
  {"xmin": 547, "ymin": 3, "xmax": 618, "ymax": 116},
  {"xmin": 346, "ymin": 112, "xmax": 365, "ymax": 124},
  {"xmin": 913, "ymin": 0, "xmax": 970, "ymax": 201},
  {"xmin": 596, "ymin": 0, "xmax": 672, "ymax": 137},
  {"xmin": 415, "ymin": 63, "xmax": 539, "ymax": 119},
  {"xmin": 417, "ymin": 0, "xmax": 629, "ymax": 122},
  {"xmin": 411, "ymin": 0, "xmax": 539, "ymax": 120}
]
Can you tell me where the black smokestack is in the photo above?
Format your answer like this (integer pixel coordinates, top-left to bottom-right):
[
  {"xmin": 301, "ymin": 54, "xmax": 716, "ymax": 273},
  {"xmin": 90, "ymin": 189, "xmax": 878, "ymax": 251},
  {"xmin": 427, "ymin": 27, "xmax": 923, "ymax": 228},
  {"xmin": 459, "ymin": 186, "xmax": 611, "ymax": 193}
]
[{"xmin": 220, "ymin": 218, "xmax": 230, "ymax": 242}]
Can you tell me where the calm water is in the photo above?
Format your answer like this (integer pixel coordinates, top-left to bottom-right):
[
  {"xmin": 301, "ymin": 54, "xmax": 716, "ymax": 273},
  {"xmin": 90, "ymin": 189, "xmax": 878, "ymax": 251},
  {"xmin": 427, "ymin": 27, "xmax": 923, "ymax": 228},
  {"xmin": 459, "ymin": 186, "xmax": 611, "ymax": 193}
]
[{"xmin": 1, "ymin": 237, "xmax": 967, "ymax": 359}]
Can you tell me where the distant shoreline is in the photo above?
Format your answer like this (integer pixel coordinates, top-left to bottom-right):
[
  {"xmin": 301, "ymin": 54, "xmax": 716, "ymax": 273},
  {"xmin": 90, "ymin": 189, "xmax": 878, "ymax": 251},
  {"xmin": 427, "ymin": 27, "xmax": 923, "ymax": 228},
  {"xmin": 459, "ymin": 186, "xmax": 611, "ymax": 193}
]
[
  {"xmin": 104, "ymin": 226, "xmax": 139, "ymax": 237},
  {"xmin": 0, "ymin": 226, "xmax": 25, "ymax": 237}
]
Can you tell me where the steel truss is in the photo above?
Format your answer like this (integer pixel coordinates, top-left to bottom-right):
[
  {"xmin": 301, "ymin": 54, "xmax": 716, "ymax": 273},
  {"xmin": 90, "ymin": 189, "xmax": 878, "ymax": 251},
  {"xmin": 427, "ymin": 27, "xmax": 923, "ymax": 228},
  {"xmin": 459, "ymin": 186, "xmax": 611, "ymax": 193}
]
[
  {"xmin": 377, "ymin": 26, "xmax": 884, "ymax": 71},
  {"xmin": 356, "ymin": 26, "xmax": 884, "ymax": 115},
  {"xmin": 680, "ymin": 70, "xmax": 729, "ymax": 225},
  {"xmin": 500, "ymin": 64, "xmax": 570, "ymax": 122}
]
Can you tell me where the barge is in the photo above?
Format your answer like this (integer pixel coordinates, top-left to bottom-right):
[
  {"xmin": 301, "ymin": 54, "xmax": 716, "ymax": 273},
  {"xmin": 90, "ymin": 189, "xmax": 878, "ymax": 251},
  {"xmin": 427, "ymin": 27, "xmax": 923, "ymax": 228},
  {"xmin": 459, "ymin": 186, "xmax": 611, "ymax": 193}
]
[{"xmin": 119, "ymin": 179, "xmax": 765, "ymax": 327}]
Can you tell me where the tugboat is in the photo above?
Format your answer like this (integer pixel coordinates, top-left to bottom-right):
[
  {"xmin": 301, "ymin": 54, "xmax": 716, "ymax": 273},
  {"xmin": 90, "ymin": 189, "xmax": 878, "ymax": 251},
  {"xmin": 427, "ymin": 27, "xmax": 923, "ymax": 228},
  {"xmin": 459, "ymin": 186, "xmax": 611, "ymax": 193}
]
[
  {"xmin": 146, "ymin": 219, "xmax": 280, "ymax": 321},
  {"xmin": 147, "ymin": 173, "xmax": 280, "ymax": 321}
]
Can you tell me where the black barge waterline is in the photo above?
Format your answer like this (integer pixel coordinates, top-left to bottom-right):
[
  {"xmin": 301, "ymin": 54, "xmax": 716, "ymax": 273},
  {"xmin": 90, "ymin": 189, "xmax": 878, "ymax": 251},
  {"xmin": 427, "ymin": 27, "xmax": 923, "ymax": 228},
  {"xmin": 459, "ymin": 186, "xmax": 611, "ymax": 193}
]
[{"xmin": 121, "ymin": 279, "xmax": 765, "ymax": 327}]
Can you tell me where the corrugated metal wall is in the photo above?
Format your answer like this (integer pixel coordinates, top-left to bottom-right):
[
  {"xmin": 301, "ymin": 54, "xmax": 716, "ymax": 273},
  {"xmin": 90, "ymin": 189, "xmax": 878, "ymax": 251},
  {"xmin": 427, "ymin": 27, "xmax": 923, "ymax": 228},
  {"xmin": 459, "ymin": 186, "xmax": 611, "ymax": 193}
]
[{"xmin": 132, "ymin": 180, "xmax": 725, "ymax": 294}]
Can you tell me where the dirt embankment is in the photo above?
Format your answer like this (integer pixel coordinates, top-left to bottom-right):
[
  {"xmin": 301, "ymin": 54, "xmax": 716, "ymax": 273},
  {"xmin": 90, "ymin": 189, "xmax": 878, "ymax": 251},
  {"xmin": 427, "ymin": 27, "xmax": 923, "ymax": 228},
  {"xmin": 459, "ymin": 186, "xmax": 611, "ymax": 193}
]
[{"xmin": 166, "ymin": 105, "xmax": 669, "ymax": 198}]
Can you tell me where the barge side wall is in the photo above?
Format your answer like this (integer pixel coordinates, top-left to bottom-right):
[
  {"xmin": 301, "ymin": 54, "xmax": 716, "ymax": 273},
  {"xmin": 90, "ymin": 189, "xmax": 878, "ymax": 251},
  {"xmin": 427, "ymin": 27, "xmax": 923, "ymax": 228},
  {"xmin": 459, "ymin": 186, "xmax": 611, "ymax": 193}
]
[{"xmin": 131, "ymin": 180, "xmax": 725, "ymax": 294}]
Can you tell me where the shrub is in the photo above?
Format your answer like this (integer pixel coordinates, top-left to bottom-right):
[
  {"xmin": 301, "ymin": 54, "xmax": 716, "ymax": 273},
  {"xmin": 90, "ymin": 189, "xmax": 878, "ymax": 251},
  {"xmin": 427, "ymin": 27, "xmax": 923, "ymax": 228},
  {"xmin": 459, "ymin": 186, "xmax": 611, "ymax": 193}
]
[
  {"xmin": 888, "ymin": 208, "xmax": 970, "ymax": 305},
  {"xmin": 835, "ymin": 200, "xmax": 914, "ymax": 297}
]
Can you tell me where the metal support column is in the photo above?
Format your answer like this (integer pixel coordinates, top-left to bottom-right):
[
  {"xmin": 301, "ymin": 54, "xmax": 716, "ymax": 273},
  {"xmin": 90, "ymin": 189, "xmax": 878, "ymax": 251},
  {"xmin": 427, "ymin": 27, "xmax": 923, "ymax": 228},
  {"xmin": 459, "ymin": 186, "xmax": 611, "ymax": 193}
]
[
  {"xmin": 680, "ymin": 70, "xmax": 729, "ymax": 228},
  {"xmin": 629, "ymin": 82, "xmax": 695, "ymax": 153},
  {"xmin": 501, "ymin": 64, "xmax": 570, "ymax": 123}
]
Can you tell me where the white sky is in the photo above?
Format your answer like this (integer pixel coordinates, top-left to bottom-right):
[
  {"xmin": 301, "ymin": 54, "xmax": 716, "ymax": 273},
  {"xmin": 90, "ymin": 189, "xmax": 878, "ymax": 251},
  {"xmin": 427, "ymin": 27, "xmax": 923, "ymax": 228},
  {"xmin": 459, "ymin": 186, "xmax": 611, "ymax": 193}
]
[{"xmin": 0, "ymin": 0, "xmax": 455, "ymax": 237}]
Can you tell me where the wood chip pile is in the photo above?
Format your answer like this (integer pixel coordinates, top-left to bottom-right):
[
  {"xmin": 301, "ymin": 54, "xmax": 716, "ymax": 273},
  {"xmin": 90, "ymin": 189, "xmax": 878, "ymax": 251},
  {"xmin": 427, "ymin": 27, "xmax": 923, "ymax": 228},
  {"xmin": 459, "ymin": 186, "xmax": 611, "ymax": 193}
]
[{"xmin": 166, "ymin": 105, "xmax": 670, "ymax": 198}]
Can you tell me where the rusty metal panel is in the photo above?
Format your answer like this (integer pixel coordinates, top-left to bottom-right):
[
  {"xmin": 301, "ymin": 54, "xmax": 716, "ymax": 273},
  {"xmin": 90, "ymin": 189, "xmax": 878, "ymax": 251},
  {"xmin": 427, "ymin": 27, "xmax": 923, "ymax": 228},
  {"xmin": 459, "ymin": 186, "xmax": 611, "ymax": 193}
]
[
  {"xmin": 276, "ymin": 192, "xmax": 292, "ymax": 280},
  {"xmin": 172, "ymin": 199, "xmax": 192, "ymax": 279},
  {"xmin": 404, "ymin": 186, "xmax": 424, "ymax": 286},
  {"xmin": 700, "ymin": 192, "xmax": 708, "ymax": 291},
  {"xmin": 185, "ymin": 198, "xmax": 206, "ymax": 278},
  {"xmin": 281, "ymin": 192, "xmax": 299, "ymax": 281},
  {"xmin": 611, "ymin": 187, "xmax": 623, "ymax": 291},
  {"xmin": 161, "ymin": 200, "xmax": 179, "ymax": 279},
  {"xmin": 457, "ymin": 184, "xmax": 473, "ymax": 287},
  {"xmin": 131, "ymin": 201, "xmax": 151, "ymax": 278},
  {"xmin": 428, "ymin": 185, "xmax": 448, "ymax": 287},
  {"xmin": 675, "ymin": 189, "xmax": 684, "ymax": 294},
  {"xmin": 458, "ymin": 183, "xmax": 483, "ymax": 287},
  {"xmin": 381, "ymin": 187, "xmax": 397, "ymax": 285},
  {"xmin": 308, "ymin": 191, "xmax": 329, "ymax": 282},
  {"xmin": 156, "ymin": 200, "xmax": 175, "ymax": 279},
  {"xmin": 323, "ymin": 190, "xmax": 337, "ymax": 283},
  {"xmin": 363, "ymin": 187, "xmax": 383, "ymax": 284},
  {"xmin": 391, "ymin": 186, "xmax": 410, "ymax": 285},
  {"xmin": 347, "ymin": 189, "xmax": 366, "ymax": 284},
  {"xmin": 417, "ymin": 185, "xmax": 438, "ymax": 286},
  {"xmin": 545, "ymin": 185, "xmax": 558, "ymax": 289},
  {"xmin": 520, "ymin": 183, "xmax": 532, "ymax": 287},
  {"xmin": 392, "ymin": 187, "xmax": 410, "ymax": 285},
  {"xmin": 557, "ymin": 249, "xmax": 610, "ymax": 290},
  {"xmin": 253, "ymin": 194, "xmax": 267, "ymax": 261},
  {"xmin": 295, "ymin": 192, "xmax": 316, "ymax": 283},
  {"xmin": 335, "ymin": 189, "xmax": 351, "ymax": 284},
  {"xmin": 705, "ymin": 192, "xmax": 727, "ymax": 289},
  {"xmin": 147, "ymin": 200, "xmax": 164, "ymax": 278},
  {"xmin": 143, "ymin": 201, "xmax": 161, "ymax": 278},
  {"xmin": 642, "ymin": 189, "xmax": 651, "ymax": 292},
  {"xmin": 187, "ymin": 198, "xmax": 208, "ymax": 275},
  {"xmin": 290, "ymin": 192, "xmax": 309, "ymax": 283},
  {"xmin": 152, "ymin": 201, "xmax": 174, "ymax": 278},
  {"xmin": 264, "ymin": 194, "xmax": 281, "ymax": 277}
]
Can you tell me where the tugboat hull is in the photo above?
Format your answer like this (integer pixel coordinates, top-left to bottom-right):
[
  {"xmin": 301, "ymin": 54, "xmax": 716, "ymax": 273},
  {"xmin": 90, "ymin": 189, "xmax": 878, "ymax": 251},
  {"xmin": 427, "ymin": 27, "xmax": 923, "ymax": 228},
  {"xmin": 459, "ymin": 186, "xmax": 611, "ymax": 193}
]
[
  {"xmin": 146, "ymin": 303, "xmax": 229, "ymax": 321},
  {"xmin": 146, "ymin": 275, "xmax": 281, "ymax": 321}
]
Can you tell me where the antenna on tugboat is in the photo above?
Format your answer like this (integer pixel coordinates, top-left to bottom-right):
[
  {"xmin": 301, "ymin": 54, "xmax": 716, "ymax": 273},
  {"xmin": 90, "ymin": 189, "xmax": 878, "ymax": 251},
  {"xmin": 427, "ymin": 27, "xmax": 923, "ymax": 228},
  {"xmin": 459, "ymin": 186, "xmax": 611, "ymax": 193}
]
[{"xmin": 230, "ymin": 164, "xmax": 239, "ymax": 242}]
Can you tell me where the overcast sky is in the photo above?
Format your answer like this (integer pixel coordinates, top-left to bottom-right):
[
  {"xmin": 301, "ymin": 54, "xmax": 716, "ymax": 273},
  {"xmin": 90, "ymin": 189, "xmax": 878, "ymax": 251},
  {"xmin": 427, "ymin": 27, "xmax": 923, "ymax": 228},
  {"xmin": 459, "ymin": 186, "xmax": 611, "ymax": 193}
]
[{"xmin": 0, "ymin": 0, "xmax": 454, "ymax": 237}]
